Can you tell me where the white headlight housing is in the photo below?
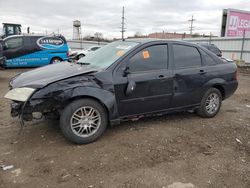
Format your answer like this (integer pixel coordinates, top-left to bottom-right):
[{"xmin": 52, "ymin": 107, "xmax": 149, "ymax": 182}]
[{"xmin": 4, "ymin": 87, "xmax": 35, "ymax": 102}]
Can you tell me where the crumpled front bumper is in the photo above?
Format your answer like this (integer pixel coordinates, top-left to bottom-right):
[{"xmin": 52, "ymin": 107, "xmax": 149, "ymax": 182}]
[
  {"xmin": 10, "ymin": 101, "xmax": 23, "ymax": 117},
  {"xmin": 10, "ymin": 96, "xmax": 61, "ymax": 121},
  {"xmin": 10, "ymin": 101, "xmax": 33, "ymax": 121}
]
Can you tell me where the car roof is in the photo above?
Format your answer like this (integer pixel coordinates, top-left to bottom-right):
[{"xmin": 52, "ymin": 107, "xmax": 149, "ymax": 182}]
[
  {"xmin": 3, "ymin": 35, "xmax": 43, "ymax": 40},
  {"xmin": 198, "ymin": 43, "xmax": 217, "ymax": 47},
  {"xmin": 3, "ymin": 34, "xmax": 65, "ymax": 40},
  {"xmin": 125, "ymin": 38, "xmax": 198, "ymax": 46},
  {"xmin": 2, "ymin": 23, "xmax": 22, "ymax": 26}
]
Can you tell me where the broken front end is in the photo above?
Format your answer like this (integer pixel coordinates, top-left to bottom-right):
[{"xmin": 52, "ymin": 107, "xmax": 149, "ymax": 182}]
[
  {"xmin": 5, "ymin": 73, "xmax": 118, "ymax": 126},
  {"xmin": 5, "ymin": 75, "xmax": 100, "ymax": 122}
]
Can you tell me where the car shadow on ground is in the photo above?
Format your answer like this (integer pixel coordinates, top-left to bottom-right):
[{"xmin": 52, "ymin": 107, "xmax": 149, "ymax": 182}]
[{"xmin": 9, "ymin": 111, "xmax": 199, "ymax": 145}]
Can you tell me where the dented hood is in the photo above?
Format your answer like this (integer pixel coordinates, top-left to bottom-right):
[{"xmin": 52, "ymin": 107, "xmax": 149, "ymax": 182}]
[{"xmin": 10, "ymin": 62, "xmax": 99, "ymax": 89}]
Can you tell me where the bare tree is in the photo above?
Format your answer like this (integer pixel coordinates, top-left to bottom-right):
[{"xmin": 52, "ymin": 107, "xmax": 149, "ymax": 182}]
[
  {"xmin": 94, "ymin": 32, "xmax": 103, "ymax": 40},
  {"xmin": 134, "ymin": 31, "xmax": 142, "ymax": 38}
]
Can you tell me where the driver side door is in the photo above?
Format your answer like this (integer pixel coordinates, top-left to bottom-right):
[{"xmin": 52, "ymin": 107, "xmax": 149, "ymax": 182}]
[{"xmin": 113, "ymin": 44, "xmax": 174, "ymax": 117}]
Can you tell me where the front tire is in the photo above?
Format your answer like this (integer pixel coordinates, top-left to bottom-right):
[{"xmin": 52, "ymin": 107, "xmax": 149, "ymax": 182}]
[
  {"xmin": 60, "ymin": 99, "xmax": 108, "ymax": 144},
  {"xmin": 197, "ymin": 88, "xmax": 222, "ymax": 118}
]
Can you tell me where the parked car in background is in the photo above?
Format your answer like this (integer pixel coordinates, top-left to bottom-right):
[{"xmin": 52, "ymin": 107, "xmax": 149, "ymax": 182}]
[
  {"xmin": 70, "ymin": 46, "xmax": 101, "ymax": 60},
  {"xmin": 4, "ymin": 39, "xmax": 238, "ymax": 144},
  {"xmin": 220, "ymin": 57, "xmax": 234, "ymax": 63},
  {"xmin": 198, "ymin": 43, "xmax": 235, "ymax": 63},
  {"xmin": 0, "ymin": 34, "xmax": 69, "ymax": 68},
  {"xmin": 198, "ymin": 43, "xmax": 222, "ymax": 57}
]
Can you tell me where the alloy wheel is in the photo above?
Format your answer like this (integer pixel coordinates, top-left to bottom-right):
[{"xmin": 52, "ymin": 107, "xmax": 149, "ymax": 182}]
[
  {"xmin": 70, "ymin": 106, "xmax": 101, "ymax": 138},
  {"xmin": 205, "ymin": 93, "xmax": 220, "ymax": 115}
]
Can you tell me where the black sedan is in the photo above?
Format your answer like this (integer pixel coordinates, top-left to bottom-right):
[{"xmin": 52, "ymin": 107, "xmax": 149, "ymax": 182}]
[{"xmin": 4, "ymin": 39, "xmax": 238, "ymax": 144}]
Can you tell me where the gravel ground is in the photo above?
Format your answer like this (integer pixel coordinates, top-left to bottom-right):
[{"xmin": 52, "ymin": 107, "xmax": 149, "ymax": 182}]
[{"xmin": 0, "ymin": 68, "xmax": 250, "ymax": 188}]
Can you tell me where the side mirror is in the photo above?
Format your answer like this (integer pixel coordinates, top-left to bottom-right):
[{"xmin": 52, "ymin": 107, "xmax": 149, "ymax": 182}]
[{"xmin": 123, "ymin": 66, "xmax": 130, "ymax": 77}]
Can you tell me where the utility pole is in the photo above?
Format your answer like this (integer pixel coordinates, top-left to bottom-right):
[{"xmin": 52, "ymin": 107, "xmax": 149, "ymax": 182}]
[
  {"xmin": 240, "ymin": 29, "xmax": 246, "ymax": 60},
  {"xmin": 209, "ymin": 32, "xmax": 212, "ymax": 44},
  {"xmin": 121, "ymin": 6, "xmax": 126, "ymax": 40},
  {"xmin": 188, "ymin": 15, "xmax": 196, "ymax": 35}
]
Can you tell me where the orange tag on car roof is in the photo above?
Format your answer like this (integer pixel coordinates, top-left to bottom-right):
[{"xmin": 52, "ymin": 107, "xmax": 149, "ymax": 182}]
[
  {"xmin": 142, "ymin": 51, "xmax": 150, "ymax": 59},
  {"xmin": 116, "ymin": 50, "xmax": 125, "ymax": 56}
]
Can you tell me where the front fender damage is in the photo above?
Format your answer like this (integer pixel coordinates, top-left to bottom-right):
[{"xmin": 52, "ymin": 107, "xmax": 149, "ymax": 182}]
[{"xmin": 13, "ymin": 75, "xmax": 119, "ymax": 128}]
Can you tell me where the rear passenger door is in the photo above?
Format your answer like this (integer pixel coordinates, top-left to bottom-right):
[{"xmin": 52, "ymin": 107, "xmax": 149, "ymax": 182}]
[{"xmin": 171, "ymin": 44, "xmax": 207, "ymax": 108}]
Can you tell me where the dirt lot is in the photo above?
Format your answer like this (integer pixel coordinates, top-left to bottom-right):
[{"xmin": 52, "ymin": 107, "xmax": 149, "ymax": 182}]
[{"xmin": 0, "ymin": 69, "xmax": 250, "ymax": 188}]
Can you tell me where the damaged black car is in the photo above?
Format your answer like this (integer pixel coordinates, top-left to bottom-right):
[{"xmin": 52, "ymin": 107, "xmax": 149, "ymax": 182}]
[{"xmin": 4, "ymin": 39, "xmax": 238, "ymax": 144}]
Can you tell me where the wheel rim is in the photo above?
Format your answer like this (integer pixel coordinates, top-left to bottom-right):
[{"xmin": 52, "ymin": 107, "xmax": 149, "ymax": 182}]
[
  {"xmin": 70, "ymin": 106, "xmax": 101, "ymax": 138},
  {"xmin": 205, "ymin": 93, "xmax": 220, "ymax": 114}
]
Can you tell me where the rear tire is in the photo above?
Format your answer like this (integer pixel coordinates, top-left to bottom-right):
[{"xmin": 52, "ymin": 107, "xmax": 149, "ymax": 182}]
[
  {"xmin": 197, "ymin": 88, "xmax": 222, "ymax": 118},
  {"xmin": 60, "ymin": 99, "xmax": 107, "ymax": 144},
  {"xmin": 50, "ymin": 57, "xmax": 62, "ymax": 64}
]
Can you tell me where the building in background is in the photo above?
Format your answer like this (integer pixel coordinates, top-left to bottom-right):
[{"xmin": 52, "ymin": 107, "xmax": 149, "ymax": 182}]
[
  {"xmin": 148, "ymin": 32, "xmax": 191, "ymax": 39},
  {"xmin": 148, "ymin": 32, "xmax": 211, "ymax": 39},
  {"xmin": 221, "ymin": 9, "xmax": 250, "ymax": 37}
]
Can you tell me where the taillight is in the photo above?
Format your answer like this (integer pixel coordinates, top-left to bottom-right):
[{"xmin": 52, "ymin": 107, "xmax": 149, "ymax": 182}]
[{"xmin": 67, "ymin": 51, "xmax": 70, "ymax": 57}]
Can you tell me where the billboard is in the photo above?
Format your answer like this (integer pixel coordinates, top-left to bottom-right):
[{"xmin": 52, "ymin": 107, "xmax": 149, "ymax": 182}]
[{"xmin": 222, "ymin": 9, "xmax": 250, "ymax": 37}]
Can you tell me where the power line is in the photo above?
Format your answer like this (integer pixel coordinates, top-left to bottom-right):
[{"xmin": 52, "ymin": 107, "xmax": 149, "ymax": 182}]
[{"xmin": 188, "ymin": 15, "xmax": 196, "ymax": 35}]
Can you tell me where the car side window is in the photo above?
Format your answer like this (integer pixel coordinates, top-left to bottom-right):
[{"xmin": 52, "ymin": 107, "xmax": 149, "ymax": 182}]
[
  {"xmin": 5, "ymin": 37, "xmax": 23, "ymax": 49},
  {"xmin": 128, "ymin": 45, "xmax": 168, "ymax": 72},
  {"xmin": 173, "ymin": 44, "xmax": 201, "ymax": 69},
  {"xmin": 91, "ymin": 47, "xmax": 99, "ymax": 51},
  {"xmin": 200, "ymin": 50, "xmax": 217, "ymax": 66}
]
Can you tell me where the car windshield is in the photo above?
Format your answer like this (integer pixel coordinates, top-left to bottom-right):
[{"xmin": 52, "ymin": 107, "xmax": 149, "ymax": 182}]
[{"xmin": 78, "ymin": 41, "xmax": 139, "ymax": 69}]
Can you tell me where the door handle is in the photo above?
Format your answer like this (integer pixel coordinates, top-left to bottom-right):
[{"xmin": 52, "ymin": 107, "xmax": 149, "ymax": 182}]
[{"xmin": 199, "ymin": 70, "xmax": 206, "ymax": 75}]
